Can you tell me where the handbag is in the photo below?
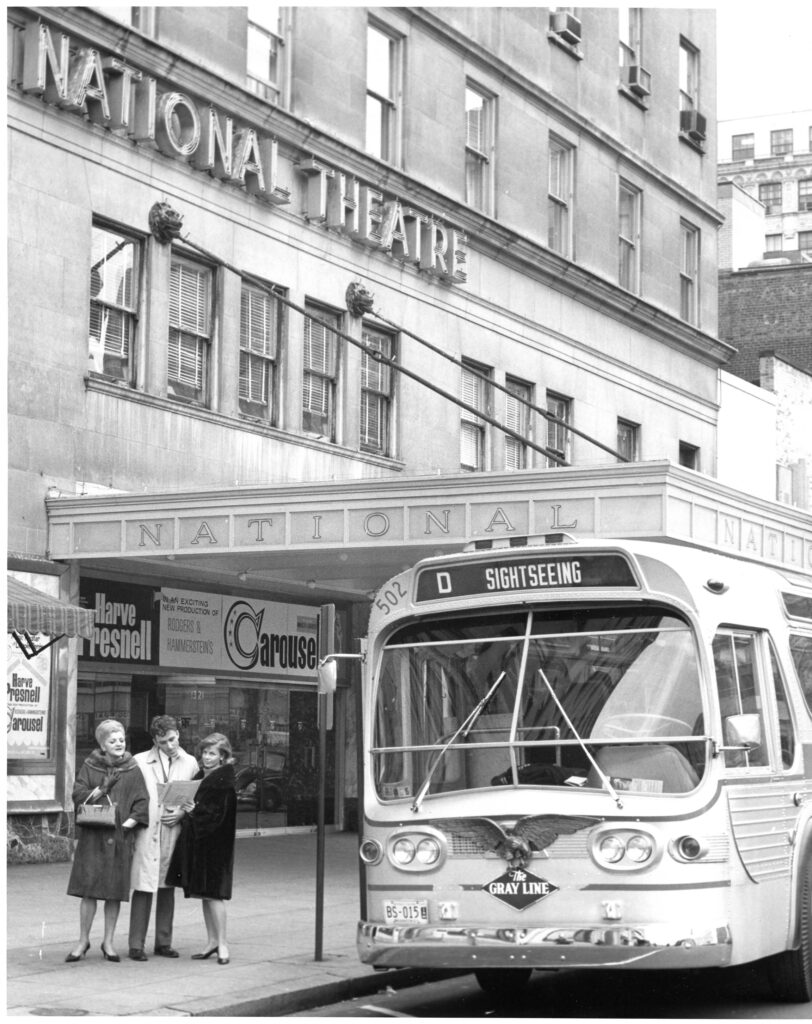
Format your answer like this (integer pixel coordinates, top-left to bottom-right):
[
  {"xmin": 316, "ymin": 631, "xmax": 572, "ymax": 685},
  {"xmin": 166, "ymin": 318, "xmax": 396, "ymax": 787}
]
[{"xmin": 76, "ymin": 794, "xmax": 117, "ymax": 828}]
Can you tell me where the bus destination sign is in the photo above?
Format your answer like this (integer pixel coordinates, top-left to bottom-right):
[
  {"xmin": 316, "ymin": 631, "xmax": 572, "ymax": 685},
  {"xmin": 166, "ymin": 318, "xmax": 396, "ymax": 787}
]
[{"xmin": 415, "ymin": 553, "xmax": 637, "ymax": 602}]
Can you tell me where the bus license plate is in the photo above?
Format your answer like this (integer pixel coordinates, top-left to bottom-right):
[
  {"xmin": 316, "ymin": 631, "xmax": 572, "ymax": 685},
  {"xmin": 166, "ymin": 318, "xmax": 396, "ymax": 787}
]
[{"xmin": 383, "ymin": 900, "xmax": 429, "ymax": 924}]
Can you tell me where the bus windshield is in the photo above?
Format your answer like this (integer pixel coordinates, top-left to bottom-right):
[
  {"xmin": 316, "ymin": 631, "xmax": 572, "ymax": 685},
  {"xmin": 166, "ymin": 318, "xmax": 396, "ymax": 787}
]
[{"xmin": 373, "ymin": 605, "xmax": 706, "ymax": 802}]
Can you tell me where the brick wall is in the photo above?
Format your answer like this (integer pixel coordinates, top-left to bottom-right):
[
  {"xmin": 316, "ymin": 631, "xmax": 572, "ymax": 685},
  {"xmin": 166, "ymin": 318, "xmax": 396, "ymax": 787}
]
[{"xmin": 719, "ymin": 265, "xmax": 812, "ymax": 382}]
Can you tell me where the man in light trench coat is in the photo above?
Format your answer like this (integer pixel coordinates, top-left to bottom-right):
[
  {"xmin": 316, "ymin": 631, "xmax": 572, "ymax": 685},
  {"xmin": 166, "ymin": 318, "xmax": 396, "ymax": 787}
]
[{"xmin": 128, "ymin": 715, "xmax": 199, "ymax": 960}]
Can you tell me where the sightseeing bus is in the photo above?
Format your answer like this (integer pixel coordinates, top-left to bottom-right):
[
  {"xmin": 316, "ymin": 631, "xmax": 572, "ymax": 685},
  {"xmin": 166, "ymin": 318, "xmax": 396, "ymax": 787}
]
[{"xmin": 352, "ymin": 535, "xmax": 812, "ymax": 1000}]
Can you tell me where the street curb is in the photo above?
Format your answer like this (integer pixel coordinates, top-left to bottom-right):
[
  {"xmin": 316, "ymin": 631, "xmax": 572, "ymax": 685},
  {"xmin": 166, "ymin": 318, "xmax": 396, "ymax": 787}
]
[{"xmin": 189, "ymin": 968, "xmax": 468, "ymax": 1017}]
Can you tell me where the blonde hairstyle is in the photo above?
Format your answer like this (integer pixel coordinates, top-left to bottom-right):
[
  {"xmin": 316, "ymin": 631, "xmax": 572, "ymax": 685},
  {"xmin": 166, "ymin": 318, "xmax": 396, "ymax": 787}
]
[
  {"xmin": 199, "ymin": 732, "xmax": 233, "ymax": 764},
  {"xmin": 95, "ymin": 719, "xmax": 125, "ymax": 746}
]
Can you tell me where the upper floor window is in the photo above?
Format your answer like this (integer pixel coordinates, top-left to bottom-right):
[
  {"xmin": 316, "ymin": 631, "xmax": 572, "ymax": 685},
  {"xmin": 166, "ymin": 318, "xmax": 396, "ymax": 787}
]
[
  {"xmin": 360, "ymin": 324, "xmax": 396, "ymax": 456},
  {"xmin": 460, "ymin": 360, "xmax": 490, "ymax": 471},
  {"xmin": 798, "ymin": 179, "xmax": 812, "ymax": 212},
  {"xmin": 548, "ymin": 136, "xmax": 574, "ymax": 257},
  {"xmin": 678, "ymin": 442, "xmax": 699, "ymax": 470},
  {"xmin": 504, "ymin": 377, "xmax": 532, "ymax": 470},
  {"xmin": 678, "ymin": 38, "xmax": 699, "ymax": 113},
  {"xmin": 617, "ymin": 418, "xmax": 639, "ymax": 462},
  {"xmin": 465, "ymin": 84, "xmax": 494, "ymax": 214},
  {"xmin": 546, "ymin": 392, "xmax": 571, "ymax": 468},
  {"xmin": 759, "ymin": 181, "xmax": 782, "ymax": 215},
  {"xmin": 89, "ymin": 223, "xmax": 140, "ymax": 383},
  {"xmin": 765, "ymin": 233, "xmax": 783, "ymax": 253},
  {"xmin": 247, "ymin": 4, "xmax": 284, "ymax": 104},
  {"xmin": 366, "ymin": 23, "xmax": 399, "ymax": 163},
  {"xmin": 302, "ymin": 303, "xmax": 340, "ymax": 440},
  {"xmin": 239, "ymin": 282, "xmax": 281, "ymax": 421},
  {"xmin": 799, "ymin": 230, "xmax": 812, "ymax": 253},
  {"xmin": 168, "ymin": 254, "xmax": 212, "ymax": 405},
  {"xmin": 680, "ymin": 220, "xmax": 700, "ymax": 325},
  {"xmin": 618, "ymin": 180, "xmax": 641, "ymax": 293},
  {"xmin": 94, "ymin": 7, "xmax": 155, "ymax": 34},
  {"xmin": 618, "ymin": 7, "xmax": 640, "ymax": 66},
  {"xmin": 731, "ymin": 133, "xmax": 754, "ymax": 161},
  {"xmin": 770, "ymin": 128, "xmax": 793, "ymax": 156}
]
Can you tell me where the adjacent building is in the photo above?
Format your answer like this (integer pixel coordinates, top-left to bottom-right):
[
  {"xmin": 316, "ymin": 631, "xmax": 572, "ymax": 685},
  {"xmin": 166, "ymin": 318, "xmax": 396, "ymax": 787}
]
[
  {"xmin": 10, "ymin": 7, "xmax": 808, "ymax": 843},
  {"xmin": 717, "ymin": 110, "xmax": 812, "ymax": 511},
  {"xmin": 718, "ymin": 109, "xmax": 812, "ymax": 262}
]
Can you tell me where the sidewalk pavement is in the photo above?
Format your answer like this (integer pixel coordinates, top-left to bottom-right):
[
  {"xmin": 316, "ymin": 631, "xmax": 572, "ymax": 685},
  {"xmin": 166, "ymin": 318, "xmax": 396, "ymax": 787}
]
[{"xmin": 6, "ymin": 830, "xmax": 445, "ymax": 1017}]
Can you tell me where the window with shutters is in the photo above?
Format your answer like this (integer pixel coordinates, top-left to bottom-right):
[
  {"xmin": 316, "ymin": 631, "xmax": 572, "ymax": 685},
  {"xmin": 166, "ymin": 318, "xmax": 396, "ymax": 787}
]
[
  {"xmin": 168, "ymin": 255, "xmax": 212, "ymax": 405},
  {"xmin": 504, "ymin": 377, "xmax": 531, "ymax": 470},
  {"xmin": 460, "ymin": 360, "xmax": 490, "ymax": 471},
  {"xmin": 465, "ymin": 84, "xmax": 493, "ymax": 213},
  {"xmin": 239, "ymin": 282, "xmax": 282, "ymax": 420},
  {"xmin": 303, "ymin": 303, "xmax": 340, "ymax": 439},
  {"xmin": 89, "ymin": 223, "xmax": 140, "ymax": 383},
  {"xmin": 546, "ymin": 392, "xmax": 571, "ymax": 468},
  {"xmin": 360, "ymin": 325, "xmax": 395, "ymax": 455}
]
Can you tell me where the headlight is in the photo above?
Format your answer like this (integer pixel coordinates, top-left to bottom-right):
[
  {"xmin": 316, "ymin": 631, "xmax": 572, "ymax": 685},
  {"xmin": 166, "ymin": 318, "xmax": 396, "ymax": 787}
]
[
  {"xmin": 598, "ymin": 835, "xmax": 626, "ymax": 864},
  {"xmin": 626, "ymin": 834, "xmax": 653, "ymax": 863},
  {"xmin": 592, "ymin": 827, "xmax": 660, "ymax": 869},
  {"xmin": 415, "ymin": 838, "xmax": 441, "ymax": 865},
  {"xmin": 386, "ymin": 829, "xmax": 447, "ymax": 871},
  {"xmin": 392, "ymin": 837, "xmax": 416, "ymax": 865}
]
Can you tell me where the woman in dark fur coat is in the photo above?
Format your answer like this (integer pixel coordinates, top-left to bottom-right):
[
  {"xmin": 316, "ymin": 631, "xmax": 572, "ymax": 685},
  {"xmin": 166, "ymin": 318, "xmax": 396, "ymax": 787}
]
[
  {"xmin": 66, "ymin": 719, "xmax": 149, "ymax": 962},
  {"xmin": 165, "ymin": 732, "xmax": 237, "ymax": 964}
]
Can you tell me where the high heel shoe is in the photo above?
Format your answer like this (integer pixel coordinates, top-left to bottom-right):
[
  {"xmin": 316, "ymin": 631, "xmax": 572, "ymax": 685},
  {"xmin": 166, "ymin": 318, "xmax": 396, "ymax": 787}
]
[
  {"xmin": 191, "ymin": 947, "xmax": 218, "ymax": 960},
  {"xmin": 100, "ymin": 944, "xmax": 120, "ymax": 962},
  {"xmin": 65, "ymin": 942, "xmax": 89, "ymax": 963}
]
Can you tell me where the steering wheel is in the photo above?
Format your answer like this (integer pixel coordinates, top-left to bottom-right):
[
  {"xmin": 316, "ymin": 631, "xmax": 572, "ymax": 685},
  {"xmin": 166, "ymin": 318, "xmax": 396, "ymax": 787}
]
[{"xmin": 598, "ymin": 713, "xmax": 692, "ymax": 738}]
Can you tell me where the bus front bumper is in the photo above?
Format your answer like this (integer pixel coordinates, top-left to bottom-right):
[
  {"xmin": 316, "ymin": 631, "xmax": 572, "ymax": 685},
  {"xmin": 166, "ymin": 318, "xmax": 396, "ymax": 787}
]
[{"xmin": 357, "ymin": 920, "xmax": 732, "ymax": 971}]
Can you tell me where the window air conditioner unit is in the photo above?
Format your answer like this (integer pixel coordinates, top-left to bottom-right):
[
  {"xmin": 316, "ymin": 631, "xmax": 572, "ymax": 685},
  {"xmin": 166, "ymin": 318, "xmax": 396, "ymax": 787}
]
[
  {"xmin": 680, "ymin": 109, "xmax": 707, "ymax": 142},
  {"xmin": 550, "ymin": 11, "xmax": 582, "ymax": 45},
  {"xmin": 623, "ymin": 65, "xmax": 652, "ymax": 97}
]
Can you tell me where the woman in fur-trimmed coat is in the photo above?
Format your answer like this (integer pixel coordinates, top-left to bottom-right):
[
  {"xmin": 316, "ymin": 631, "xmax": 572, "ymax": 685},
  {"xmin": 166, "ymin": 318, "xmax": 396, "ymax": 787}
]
[
  {"xmin": 165, "ymin": 733, "xmax": 237, "ymax": 964},
  {"xmin": 65, "ymin": 720, "xmax": 149, "ymax": 962}
]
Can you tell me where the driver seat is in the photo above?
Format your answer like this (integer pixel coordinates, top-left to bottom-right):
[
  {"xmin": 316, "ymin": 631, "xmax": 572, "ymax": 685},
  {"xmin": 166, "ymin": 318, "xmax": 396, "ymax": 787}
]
[{"xmin": 586, "ymin": 744, "xmax": 699, "ymax": 794}]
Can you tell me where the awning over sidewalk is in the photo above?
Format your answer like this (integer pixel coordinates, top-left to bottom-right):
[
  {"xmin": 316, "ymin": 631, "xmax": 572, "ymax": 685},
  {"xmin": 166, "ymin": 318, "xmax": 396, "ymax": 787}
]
[{"xmin": 7, "ymin": 575, "xmax": 95, "ymax": 639}]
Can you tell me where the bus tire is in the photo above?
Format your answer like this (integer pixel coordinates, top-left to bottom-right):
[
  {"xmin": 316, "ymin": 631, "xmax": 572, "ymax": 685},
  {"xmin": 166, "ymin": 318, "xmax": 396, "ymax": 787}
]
[
  {"xmin": 474, "ymin": 967, "xmax": 532, "ymax": 996},
  {"xmin": 766, "ymin": 856, "xmax": 812, "ymax": 1002}
]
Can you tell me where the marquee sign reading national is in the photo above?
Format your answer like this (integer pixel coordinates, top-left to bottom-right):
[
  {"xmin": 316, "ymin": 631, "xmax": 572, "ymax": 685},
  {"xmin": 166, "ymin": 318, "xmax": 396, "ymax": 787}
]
[{"xmin": 416, "ymin": 553, "xmax": 638, "ymax": 601}]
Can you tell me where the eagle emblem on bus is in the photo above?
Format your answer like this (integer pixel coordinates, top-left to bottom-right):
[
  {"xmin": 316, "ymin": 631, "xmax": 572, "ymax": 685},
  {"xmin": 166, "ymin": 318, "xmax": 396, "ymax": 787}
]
[{"xmin": 434, "ymin": 815, "xmax": 598, "ymax": 870}]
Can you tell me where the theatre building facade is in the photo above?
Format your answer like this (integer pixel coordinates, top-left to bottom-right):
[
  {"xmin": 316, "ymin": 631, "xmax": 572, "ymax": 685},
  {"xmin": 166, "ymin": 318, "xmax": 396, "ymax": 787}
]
[{"xmin": 11, "ymin": 6, "xmax": 799, "ymax": 839}]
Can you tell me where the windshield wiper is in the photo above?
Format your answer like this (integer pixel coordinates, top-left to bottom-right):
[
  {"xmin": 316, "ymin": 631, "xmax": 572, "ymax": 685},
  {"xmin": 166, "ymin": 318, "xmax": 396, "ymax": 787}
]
[
  {"xmin": 537, "ymin": 667, "xmax": 624, "ymax": 810},
  {"xmin": 411, "ymin": 671, "xmax": 506, "ymax": 814}
]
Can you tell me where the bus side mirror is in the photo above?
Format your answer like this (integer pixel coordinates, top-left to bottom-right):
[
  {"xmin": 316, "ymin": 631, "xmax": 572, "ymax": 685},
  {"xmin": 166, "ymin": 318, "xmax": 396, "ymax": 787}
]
[
  {"xmin": 723, "ymin": 713, "xmax": 762, "ymax": 749},
  {"xmin": 317, "ymin": 659, "xmax": 337, "ymax": 694}
]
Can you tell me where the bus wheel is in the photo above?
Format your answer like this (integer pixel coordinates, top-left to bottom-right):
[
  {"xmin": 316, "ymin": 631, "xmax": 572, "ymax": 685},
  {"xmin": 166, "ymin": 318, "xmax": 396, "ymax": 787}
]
[
  {"xmin": 474, "ymin": 968, "xmax": 532, "ymax": 996},
  {"xmin": 766, "ymin": 857, "xmax": 812, "ymax": 1002}
]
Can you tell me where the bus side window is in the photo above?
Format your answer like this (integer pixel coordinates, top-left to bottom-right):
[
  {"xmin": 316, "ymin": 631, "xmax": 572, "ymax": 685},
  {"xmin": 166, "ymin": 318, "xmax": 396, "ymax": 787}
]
[
  {"xmin": 712, "ymin": 632, "xmax": 768, "ymax": 768},
  {"xmin": 767, "ymin": 640, "xmax": 796, "ymax": 769},
  {"xmin": 789, "ymin": 634, "xmax": 812, "ymax": 716}
]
